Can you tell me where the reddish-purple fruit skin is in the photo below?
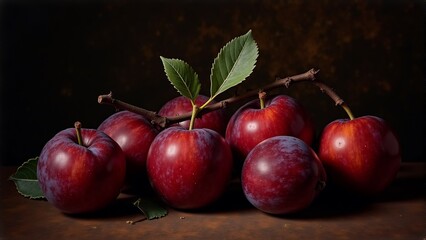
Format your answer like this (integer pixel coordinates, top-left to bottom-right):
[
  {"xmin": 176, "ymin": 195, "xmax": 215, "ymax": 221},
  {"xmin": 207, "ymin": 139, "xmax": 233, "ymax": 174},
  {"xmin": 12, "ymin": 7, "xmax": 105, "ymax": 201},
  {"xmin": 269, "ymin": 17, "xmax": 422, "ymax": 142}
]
[
  {"xmin": 37, "ymin": 128, "xmax": 126, "ymax": 214},
  {"xmin": 318, "ymin": 115, "xmax": 401, "ymax": 195},
  {"xmin": 146, "ymin": 127, "xmax": 233, "ymax": 209},
  {"xmin": 159, "ymin": 95, "xmax": 227, "ymax": 135},
  {"xmin": 242, "ymin": 136, "xmax": 326, "ymax": 215},
  {"xmin": 226, "ymin": 95, "xmax": 314, "ymax": 162},
  {"xmin": 98, "ymin": 111, "xmax": 158, "ymax": 183}
]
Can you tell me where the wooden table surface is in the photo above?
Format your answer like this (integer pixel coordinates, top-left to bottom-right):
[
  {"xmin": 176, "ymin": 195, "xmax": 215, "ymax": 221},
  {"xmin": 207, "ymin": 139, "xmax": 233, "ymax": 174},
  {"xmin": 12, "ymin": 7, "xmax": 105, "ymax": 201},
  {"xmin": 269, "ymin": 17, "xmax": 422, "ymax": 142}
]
[{"xmin": 0, "ymin": 162, "xmax": 425, "ymax": 240}]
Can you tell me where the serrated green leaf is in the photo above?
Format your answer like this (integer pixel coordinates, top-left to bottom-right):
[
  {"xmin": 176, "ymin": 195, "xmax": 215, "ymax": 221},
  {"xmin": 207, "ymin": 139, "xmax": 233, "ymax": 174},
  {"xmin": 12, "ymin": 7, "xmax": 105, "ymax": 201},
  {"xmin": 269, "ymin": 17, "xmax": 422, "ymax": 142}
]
[
  {"xmin": 133, "ymin": 197, "xmax": 168, "ymax": 220},
  {"xmin": 9, "ymin": 157, "xmax": 45, "ymax": 199},
  {"xmin": 210, "ymin": 30, "xmax": 258, "ymax": 99},
  {"xmin": 161, "ymin": 57, "xmax": 200, "ymax": 101}
]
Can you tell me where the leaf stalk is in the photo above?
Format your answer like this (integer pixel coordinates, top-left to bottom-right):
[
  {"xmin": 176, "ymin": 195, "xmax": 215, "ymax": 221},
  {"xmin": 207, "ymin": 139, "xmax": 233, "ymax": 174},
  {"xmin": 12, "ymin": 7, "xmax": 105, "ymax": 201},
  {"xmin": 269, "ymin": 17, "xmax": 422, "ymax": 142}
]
[{"xmin": 189, "ymin": 103, "xmax": 200, "ymax": 130}]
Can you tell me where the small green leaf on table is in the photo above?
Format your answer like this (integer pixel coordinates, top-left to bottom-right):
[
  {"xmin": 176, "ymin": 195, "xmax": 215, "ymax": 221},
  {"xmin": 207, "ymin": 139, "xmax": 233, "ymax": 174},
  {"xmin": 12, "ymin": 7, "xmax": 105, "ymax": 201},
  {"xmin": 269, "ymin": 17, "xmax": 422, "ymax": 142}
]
[
  {"xmin": 9, "ymin": 157, "xmax": 45, "ymax": 199},
  {"xmin": 133, "ymin": 197, "xmax": 168, "ymax": 220},
  {"xmin": 160, "ymin": 57, "xmax": 200, "ymax": 101},
  {"xmin": 210, "ymin": 29, "xmax": 259, "ymax": 99}
]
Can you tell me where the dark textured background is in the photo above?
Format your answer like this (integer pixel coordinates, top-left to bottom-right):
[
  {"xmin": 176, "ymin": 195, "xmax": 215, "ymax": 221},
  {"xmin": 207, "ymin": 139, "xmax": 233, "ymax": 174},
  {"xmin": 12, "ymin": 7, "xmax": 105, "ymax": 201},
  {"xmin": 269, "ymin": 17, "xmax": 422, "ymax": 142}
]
[{"xmin": 0, "ymin": 0, "xmax": 424, "ymax": 165}]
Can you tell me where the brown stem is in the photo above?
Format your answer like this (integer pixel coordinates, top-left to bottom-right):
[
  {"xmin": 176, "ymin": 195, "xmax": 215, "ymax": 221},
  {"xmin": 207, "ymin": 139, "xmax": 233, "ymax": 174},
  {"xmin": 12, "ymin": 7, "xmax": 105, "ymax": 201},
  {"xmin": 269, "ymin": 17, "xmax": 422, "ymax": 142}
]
[
  {"xmin": 98, "ymin": 68, "xmax": 353, "ymax": 127},
  {"xmin": 284, "ymin": 76, "xmax": 344, "ymax": 106},
  {"xmin": 98, "ymin": 92, "xmax": 169, "ymax": 127},
  {"xmin": 258, "ymin": 91, "xmax": 266, "ymax": 109},
  {"xmin": 190, "ymin": 68, "xmax": 320, "ymax": 116},
  {"xmin": 74, "ymin": 121, "xmax": 83, "ymax": 146},
  {"xmin": 311, "ymin": 81, "xmax": 354, "ymax": 119},
  {"xmin": 280, "ymin": 73, "xmax": 355, "ymax": 119}
]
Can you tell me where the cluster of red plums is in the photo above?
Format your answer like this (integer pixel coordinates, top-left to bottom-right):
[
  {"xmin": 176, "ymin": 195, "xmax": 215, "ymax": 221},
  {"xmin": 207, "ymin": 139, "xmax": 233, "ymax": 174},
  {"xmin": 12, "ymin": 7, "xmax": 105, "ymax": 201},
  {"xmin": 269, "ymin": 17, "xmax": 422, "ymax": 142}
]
[{"xmin": 37, "ymin": 93, "xmax": 401, "ymax": 215}]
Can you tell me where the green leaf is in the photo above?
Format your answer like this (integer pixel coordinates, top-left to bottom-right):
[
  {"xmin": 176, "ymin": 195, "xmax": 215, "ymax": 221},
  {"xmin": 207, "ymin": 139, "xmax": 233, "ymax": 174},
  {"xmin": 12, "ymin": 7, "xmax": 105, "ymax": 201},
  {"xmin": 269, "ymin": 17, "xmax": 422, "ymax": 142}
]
[
  {"xmin": 9, "ymin": 157, "xmax": 45, "ymax": 199},
  {"xmin": 210, "ymin": 30, "xmax": 259, "ymax": 99},
  {"xmin": 161, "ymin": 56, "xmax": 200, "ymax": 101},
  {"xmin": 133, "ymin": 197, "xmax": 168, "ymax": 220}
]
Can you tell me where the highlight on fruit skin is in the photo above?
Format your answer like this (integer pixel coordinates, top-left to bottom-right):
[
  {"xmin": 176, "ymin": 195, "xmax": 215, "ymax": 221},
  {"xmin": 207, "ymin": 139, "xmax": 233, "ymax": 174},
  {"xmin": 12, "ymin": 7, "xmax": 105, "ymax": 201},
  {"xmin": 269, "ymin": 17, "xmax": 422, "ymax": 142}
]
[
  {"xmin": 225, "ymin": 94, "xmax": 315, "ymax": 165},
  {"xmin": 318, "ymin": 115, "xmax": 401, "ymax": 196},
  {"xmin": 241, "ymin": 135, "xmax": 326, "ymax": 215},
  {"xmin": 98, "ymin": 110, "xmax": 159, "ymax": 186},
  {"xmin": 37, "ymin": 125, "xmax": 126, "ymax": 214},
  {"xmin": 146, "ymin": 127, "xmax": 233, "ymax": 210}
]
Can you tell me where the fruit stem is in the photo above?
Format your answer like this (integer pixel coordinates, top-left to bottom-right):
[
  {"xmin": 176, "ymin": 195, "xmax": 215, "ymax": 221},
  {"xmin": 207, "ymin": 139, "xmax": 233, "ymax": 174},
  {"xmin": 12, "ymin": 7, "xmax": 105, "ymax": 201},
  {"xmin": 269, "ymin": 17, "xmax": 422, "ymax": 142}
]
[
  {"xmin": 74, "ymin": 121, "xmax": 83, "ymax": 146},
  {"xmin": 280, "ymin": 73, "xmax": 355, "ymax": 120},
  {"xmin": 341, "ymin": 103, "xmax": 355, "ymax": 120},
  {"xmin": 188, "ymin": 103, "xmax": 199, "ymax": 130},
  {"xmin": 307, "ymin": 81, "xmax": 356, "ymax": 120},
  {"xmin": 98, "ymin": 69, "xmax": 319, "ymax": 128},
  {"xmin": 258, "ymin": 91, "xmax": 266, "ymax": 109}
]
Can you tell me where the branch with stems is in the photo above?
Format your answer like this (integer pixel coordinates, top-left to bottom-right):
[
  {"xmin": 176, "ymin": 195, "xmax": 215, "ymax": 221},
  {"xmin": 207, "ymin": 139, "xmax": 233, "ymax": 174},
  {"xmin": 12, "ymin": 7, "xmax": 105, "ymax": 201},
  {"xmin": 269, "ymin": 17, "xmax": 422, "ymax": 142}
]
[{"xmin": 98, "ymin": 68, "xmax": 353, "ymax": 128}]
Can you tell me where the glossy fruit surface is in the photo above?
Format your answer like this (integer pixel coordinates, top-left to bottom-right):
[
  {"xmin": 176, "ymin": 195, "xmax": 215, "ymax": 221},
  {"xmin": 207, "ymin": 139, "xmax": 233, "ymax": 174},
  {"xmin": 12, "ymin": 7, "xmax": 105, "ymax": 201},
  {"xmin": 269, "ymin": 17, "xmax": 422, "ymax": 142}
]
[
  {"xmin": 98, "ymin": 111, "xmax": 158, "ymax": 184},
  {"xmin": 37, "ymin": 128, "xmax": 126, "ymax": 214},
  {"xmin": 242, "ymin": 136, "xmax": 326, "ymax": 215},
  {"xmin": 146, "ymin": 127, "xmax": 233, "ymax": 209},
  {"xmin": 226, "ymin": 95, "xmax": 314, "ymax": 162},
  {"xmin": 318, "ymin": 115, "xmax": 401, "ymax": 195},
  {"xmin": 159, "ymin": 95, "xmax": 227, "ymax": 135}
]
